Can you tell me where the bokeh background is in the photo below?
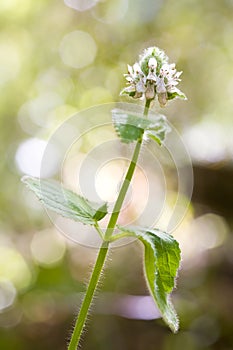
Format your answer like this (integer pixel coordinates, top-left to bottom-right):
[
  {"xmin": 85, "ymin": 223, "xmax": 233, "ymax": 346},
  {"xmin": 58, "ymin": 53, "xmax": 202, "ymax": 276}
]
[{"xmin": 1, "ymin": 0, "xmax": 233, "ymax": 349}]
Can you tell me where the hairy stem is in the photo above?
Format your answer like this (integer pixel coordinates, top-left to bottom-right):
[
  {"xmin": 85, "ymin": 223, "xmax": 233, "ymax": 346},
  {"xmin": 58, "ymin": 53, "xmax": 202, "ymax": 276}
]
[
  {"xmin": 68, "ymin": 242, "xmax": 108, "ymax": 350},
  {"xmin": 68, "ymin": 99, "xmax": 151, "ymax": 350},
  {"xmin": 105, "ymin": 99, "xmax": 151, "ymax": 240},
  {"xmin": 104, "ymin": 140, "xmax": 141, "ymax": 239}
]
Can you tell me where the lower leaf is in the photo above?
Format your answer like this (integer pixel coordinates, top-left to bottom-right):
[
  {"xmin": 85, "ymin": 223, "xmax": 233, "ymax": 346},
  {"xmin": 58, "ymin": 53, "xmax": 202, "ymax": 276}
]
[{"xmin": 117, "ymin": 226, "xmax": 181, "ymax": 332}]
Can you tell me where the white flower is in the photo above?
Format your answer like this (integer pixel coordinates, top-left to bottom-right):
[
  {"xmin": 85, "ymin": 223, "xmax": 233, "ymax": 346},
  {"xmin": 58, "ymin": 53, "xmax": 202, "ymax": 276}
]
[
  {"xmin": 156, "ymin": 76, "xmax": 166, "ymax": 94},
  {"xmin": 147, "ymin": 70, "xmax": 157, "ymax": 82},
  {"xmin": 136, "ymin": 79, "xmax": 146, "ymax": 93},
  {"xmin": 120, "ymin": 46, "xmax": 186, "ymax": 107},
  {"xmin": 148, "ymin": 57, "xmax": 157, "ymax": 69}
]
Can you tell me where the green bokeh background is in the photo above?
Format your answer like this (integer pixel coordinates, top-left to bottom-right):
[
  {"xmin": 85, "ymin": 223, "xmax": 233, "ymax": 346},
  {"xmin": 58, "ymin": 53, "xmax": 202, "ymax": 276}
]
[{"xmin": 0, "ymin": 0, "xmax": 233, "ymax": 349}]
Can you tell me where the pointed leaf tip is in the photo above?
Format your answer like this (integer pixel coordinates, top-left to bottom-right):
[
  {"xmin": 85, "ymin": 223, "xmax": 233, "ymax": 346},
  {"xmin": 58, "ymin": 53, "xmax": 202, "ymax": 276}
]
[{"xmin": 22, "ymin": 176, "xmax": 108, "ymax": 225}]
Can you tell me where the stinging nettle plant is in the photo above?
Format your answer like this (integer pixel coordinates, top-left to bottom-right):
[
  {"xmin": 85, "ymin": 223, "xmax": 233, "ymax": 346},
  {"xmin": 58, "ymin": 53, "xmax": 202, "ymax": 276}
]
[{"xmin": 22, "ymin": 46, "xmax": 187, "ymax": 349}]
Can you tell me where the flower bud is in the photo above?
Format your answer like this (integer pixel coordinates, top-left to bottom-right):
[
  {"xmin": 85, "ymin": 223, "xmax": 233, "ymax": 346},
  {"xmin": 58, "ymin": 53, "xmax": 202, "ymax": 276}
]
[
  {"xmin": 145, "ymin": 82, "xmax": 155, "ymax": 100},
  {"xmin": 158, "ymin": 93, "xmax": 167, "ymax": 107}
]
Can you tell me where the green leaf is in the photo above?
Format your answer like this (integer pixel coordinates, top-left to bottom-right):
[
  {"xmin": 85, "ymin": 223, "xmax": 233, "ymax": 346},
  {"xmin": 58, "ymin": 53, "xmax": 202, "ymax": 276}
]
[
  {"xmin": 167, "ymin": 90, "xmax": 187, "ymax": 101},
  {"xmin": 92, "ymin": 203, "xmax": 108, "ymax": 221},
  {"xmin": 120, "ymin": 88, "xmax": 136, "ymax": 98},
  {"xmin": 117, "ymin": 225, "xmax": 181, "ymax": 332},
  {"xmin": 22, "ymin": 176, "xmax": 108, "ymax": 225},
  {"xmin": 112, "ymin": 109, "xmax": 170, "ymax": 145}
]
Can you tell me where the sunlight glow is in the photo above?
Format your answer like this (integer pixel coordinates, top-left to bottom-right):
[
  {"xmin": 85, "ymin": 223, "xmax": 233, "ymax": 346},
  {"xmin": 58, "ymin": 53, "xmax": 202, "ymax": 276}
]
[
  {"xmin": 0, "ymin": 247, "xmax": 32, "ymax": 291},
  {"xmin": 30, "ymin": 229, "xmax": 66, "ymax": 267},
  {"xmin": 15, "ymin": 137, "xmax": 59, "ymax": 177},
  {"xmin": 0, "ymin": 279, "xmax": 17, "ymax": 312},
  {"xmin": 95, "ymin": 160, "xmax": 127, "ymax": 202},
  {"xmin": 183, "ymin": 122, "xmax": 228, "ymax": 163}
]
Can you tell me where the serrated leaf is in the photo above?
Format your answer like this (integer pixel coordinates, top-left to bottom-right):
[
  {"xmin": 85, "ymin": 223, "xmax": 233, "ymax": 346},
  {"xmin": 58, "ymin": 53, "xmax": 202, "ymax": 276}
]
[
  {"xmin": 112, "ymin": 109, "xmax": 170, "ymax": 145},
  {"xmin": 22, "ymin": 176, "xmax": 108, "ymax": 225},
  {"xmin": 117, "ymin": 225, "xmax": 181, "ymax": 332}
]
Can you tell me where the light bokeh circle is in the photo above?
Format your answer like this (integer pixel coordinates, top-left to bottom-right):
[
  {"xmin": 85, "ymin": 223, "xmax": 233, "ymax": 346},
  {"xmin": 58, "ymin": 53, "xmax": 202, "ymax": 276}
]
[
  {"xmin": 59, "ymin": 30, "xmax": 97, "ymax": 69},
  {"xmin": 40, "ymin": 102, "xmax": 193, "ymax": 248},
  {"xmin": 64, "ymin": 0, "xmax": 99, "ymax": 12},
  {"xmin": 92, "ymin": 0, "xmax": 128, "ymax": 24}
]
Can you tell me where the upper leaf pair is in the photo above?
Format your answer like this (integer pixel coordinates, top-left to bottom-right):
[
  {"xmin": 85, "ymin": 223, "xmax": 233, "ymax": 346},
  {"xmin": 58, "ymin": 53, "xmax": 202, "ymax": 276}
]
[{"xmin": 112, "ymin": 109, "xmax": 170, "ymax": 145}]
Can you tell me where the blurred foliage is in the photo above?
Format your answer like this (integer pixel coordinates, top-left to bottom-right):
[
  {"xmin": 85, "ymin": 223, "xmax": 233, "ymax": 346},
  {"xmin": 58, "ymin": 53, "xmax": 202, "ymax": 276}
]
[{"xmin": 0, "ymin": 0, "xmax": 233, "ymax": 349}]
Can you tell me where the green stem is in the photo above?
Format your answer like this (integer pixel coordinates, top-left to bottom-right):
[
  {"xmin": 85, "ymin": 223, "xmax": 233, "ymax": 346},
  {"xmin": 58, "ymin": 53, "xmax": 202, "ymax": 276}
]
[
  {"xmin": 68, "ymin": 242, "xmax": 108, "ymax": 350},
  {"xmin": 109, "ymin": 231, "xmax": 129, "ymax": 242},
  {"xmin": 94, "ymin": 222, "xmax": 105, "ymax": 240},
  {"xmin": 104, "ymin": 99, "xmax": 151, "ymax": 240},
  {"xmin": 68, "ymin": 100, "xmax": 151, "ymax": 350},
  {"xmin": 104, "ymin": 140, "xmax": 141, "ymax": 239}
]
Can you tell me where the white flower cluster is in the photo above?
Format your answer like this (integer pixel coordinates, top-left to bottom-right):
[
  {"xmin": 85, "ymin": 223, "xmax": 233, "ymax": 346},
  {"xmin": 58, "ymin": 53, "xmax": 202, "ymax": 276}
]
[{"xmin": 121, "ymin": 47, "xmax": 186, "ymax": 107}]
